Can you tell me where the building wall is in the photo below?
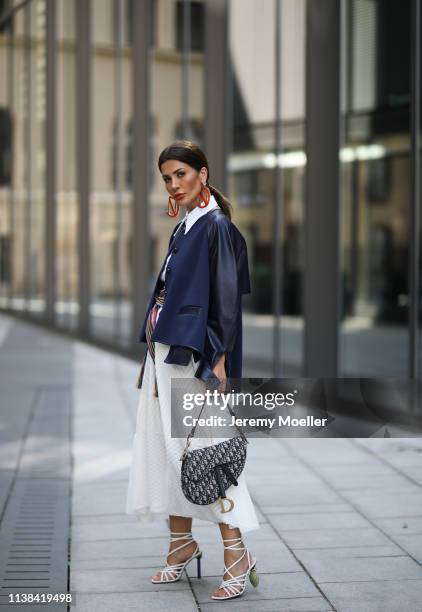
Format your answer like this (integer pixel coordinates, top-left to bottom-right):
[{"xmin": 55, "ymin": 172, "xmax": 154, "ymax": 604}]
[{"xmin": 0, "ymin": 0, "xmax": 420, "ymax": 379}]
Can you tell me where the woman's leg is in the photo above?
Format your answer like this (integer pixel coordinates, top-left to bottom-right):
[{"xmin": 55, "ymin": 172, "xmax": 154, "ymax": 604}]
[
  {"xmin": 211, "ymin": 522, "xmax": 250, "ymax": 598},
  {"xmin": 151, "ymin": 515, "xmax": 198, "ymax": 581}
]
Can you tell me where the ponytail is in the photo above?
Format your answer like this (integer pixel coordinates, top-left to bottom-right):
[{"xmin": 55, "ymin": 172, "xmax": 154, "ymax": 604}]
[{"xmin": 208, "ymin": 183, "xmax": 233, "ymax": 221}]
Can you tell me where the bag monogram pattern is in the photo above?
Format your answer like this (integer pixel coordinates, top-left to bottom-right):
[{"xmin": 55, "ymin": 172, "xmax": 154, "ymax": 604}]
[
  {"xmin": 178, "ymin": 375, "xmax": 249, "ymax": 508},
  {"xmin": 180, "ymin": 433, "xmax": 248, "ymax": 506}
]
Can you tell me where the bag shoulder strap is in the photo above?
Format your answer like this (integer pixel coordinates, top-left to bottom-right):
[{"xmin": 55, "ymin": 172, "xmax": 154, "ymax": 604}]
[{"xmin": 186, "ymin": 392, "xmax": 248, "ymax": 443}]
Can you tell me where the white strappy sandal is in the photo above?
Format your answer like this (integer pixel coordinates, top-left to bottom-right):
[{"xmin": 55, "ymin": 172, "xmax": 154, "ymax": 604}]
[
  {"xmin": 211, "ymin": 536, "xmax": 259, "ymax": 600},
  {"xmin": 151, "ymin": 531, "xmax": 202, "ymax": 583}
]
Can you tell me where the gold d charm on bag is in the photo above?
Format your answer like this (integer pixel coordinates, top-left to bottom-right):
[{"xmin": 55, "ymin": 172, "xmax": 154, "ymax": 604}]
[{"xmin": 218, "ymin": 497, "xmax": 235, "ymax": 513}]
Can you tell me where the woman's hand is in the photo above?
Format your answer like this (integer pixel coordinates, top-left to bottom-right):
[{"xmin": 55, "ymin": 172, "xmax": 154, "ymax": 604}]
[{"xmin": 212, "ymin": 354, "xmax": 226, "ymax": 393}]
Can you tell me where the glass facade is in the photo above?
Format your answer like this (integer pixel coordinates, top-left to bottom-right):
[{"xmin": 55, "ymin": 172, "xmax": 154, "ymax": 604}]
[
  {"xmin": 90, "ymin": 0, "xmax": 134, "ymax": 347},
  {"xmin": 29, "ymin": 0, "xmax": 47, "ymax": 317},
  {"xmin": 0, "ymin": 2, "xmax": 47, "ymax": 316},
  {"xmin": 340, "ymin": 0, "xmax": 412, "ymax": 376},
  {"xmin": 0, "ymin": 7, "xmax": 12, "ymax": 308},
  {"xmin": 419, "ymin": 0, "xmax": 422, "ymax": 382},
  {"xmin": 0, "ymin": 0, "xmax": 421, "ymax": 382},
  {"xmin": 149, "ymin": 0, "xmax": 205, "ymax": 302},
  {"xmin": 228, "ymin": 0, "xmax": 306, "ymax": 376},
  {"xmin": 56, "ymin": 0, "xmax": 78, "ymax": 330}
]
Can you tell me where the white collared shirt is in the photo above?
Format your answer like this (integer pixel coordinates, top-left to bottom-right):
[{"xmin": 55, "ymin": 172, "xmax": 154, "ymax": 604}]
[{"xmin": 160, "ymin": 193, "xmax": 220, "ymax": 282}]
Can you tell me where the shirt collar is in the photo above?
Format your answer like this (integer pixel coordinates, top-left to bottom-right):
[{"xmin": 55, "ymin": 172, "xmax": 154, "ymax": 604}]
[{"xmin": 182, "ymin": 193, "xmax": 220, "ymax": 234}]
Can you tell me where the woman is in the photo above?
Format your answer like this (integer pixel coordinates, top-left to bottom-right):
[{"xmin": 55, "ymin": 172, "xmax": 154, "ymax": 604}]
[{"xmin": 125, "ymin": 140, "xmax": 260, "ymax": 601}]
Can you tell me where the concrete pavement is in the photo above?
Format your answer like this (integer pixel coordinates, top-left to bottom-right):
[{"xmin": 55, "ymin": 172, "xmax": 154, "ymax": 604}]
[{"xmin": 1, "ymin": 312, "xmax": 422, "ymax": 611}]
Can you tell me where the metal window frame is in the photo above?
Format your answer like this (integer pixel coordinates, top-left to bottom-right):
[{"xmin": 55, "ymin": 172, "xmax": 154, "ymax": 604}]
[
  {"xmin": 113, "ymin": 0, "xmax": 124, "ymax": 344},
  {"xmin": 205, "ymin": 0, "xmax": 227, "ymax": 192},
  {"xmin": 131, "ymin": 0, "xmax": 151, "ymax": 352},
  {"xmin": 6, "ymin": 4, "xmax": 15, "ymax": 306},
  {"xmin": 24, "ymin": 2, "xmax": 31, "ymax": 310},
  {"xmin": 76, "ymin": 0, "xmax": 91, "ymax": 336},
  {"xmin": 409, "ymin": 0, "xmax": 421, "ymax": 379},
  {"xmin": 304, "ymin": 0, "xmax": 341, "ymax": 377},
  {"xmin": 273, "ymin": 0, "xmax": 283, "ymax": 377},
  {"xmin": 45, "ymin": 0, "xmax": 56, "ymax": 323}
]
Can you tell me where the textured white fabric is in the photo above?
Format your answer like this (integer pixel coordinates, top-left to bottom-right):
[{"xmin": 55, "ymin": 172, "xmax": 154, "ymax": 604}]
[
  {"xmin": 125, "ymin": 341, "xmax": 260, "ymax": 533},
  {"xmin": 160, "ymin": 193, "xmax": 220, "ymax": 282}
]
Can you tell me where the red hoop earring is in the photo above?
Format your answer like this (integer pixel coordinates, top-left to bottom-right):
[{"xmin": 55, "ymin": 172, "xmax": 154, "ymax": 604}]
[
  {"xmin": 195, "ymin": 185, "xmax": 211, "ymax": 209},
  {"xmin": 167, "ymin": 196, "xmax": 179, "ymax": 217}
]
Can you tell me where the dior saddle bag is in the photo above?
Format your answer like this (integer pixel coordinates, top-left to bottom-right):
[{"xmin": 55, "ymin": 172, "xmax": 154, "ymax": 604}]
[{"xmin": 179, "ymin": 393, "xmax": 248, "ymax": 514}]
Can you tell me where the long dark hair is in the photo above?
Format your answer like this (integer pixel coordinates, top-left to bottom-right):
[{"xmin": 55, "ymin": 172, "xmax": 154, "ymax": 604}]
[{"xmin": 158, "ymin": 140, "xmax": 233, "ymax": 220}]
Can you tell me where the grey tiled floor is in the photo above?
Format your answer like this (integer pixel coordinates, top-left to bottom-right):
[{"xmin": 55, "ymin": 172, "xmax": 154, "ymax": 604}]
[{"xmin": 1, "ymin": 313, "xmax": 422, "ymax": 611}]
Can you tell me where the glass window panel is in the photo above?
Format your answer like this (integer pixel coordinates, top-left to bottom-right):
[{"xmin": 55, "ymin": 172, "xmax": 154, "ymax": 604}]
[
  {"xmin": 91, "ymin": 0, "xmax": 133, "ymax": 347},
  {"xmin": 419, "ymin": 0, "xmax": 422, "ymax": 379},
  {"xmin": 91, "ymin": 0, "xmax": 117, "ymax": 342},
  {"xmin": 228, "ymin": 0, "xmax": 277, "ymax": 377},
  {"xmin": 175, "ymin": 1, "xmax": 204, "ymax": 52},
  {"xmin": 92, "ymin": 0, "xmax": 114, "ymax": 46},
  {"xmin": 278, "ymin": 0, "xmax": 306, "ymax": 376},
  {"xmin": 56, "ymin": 0, "xmax": 76, "ymax": 40},
  {"xmin": 116, "ymin": 0, "xmax": 134, "ymax": 348},
  {"xmin": 340, "ymin": 0, "xmax": 411, "ymax": 376},
  {"xmin": 28, "ymin": 0, "xmax": 46, "ymax": 317},
  {"xmin": 148, "ymin": 0, "xmax": 204, "ymax": 304},
  {"xmin": 56, "ymin": 0, "xmax": 79, "ymax": 330},
  {"xmin": 0, "ymin": 9, "xmax": 12, "ymax": 306},
  {"xmin": 10, "ymin": 8, "xmax": 28, "ymax": 312}
]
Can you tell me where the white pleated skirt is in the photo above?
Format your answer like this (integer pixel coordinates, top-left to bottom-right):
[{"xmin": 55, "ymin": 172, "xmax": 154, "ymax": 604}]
[{"xmin": 125, "ymin": 341, "xmax": 260, "ymax": 533}]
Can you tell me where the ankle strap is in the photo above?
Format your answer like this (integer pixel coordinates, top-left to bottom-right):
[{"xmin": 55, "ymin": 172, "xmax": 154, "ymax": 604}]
[
  {"xmin": 170, "ymin": 531, "xmax": 193, "ymax": 542},
  {"xmin": 223, "ymin": 536, "xmax": 244, "ymax": 550},
  {"xmin": 167, "ymin": 531, "xmax": 194, "ymax": 556}
]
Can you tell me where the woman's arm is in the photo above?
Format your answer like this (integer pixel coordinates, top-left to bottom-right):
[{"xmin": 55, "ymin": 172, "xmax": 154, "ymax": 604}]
[{"xmin": 212, "ymin": 354, "xmax": 226, "ymax": 392}]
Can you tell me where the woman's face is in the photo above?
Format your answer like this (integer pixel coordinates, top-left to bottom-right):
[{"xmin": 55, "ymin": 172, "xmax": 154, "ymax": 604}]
[{"xmin": 160, "ymin": 160, "xmax": 207, "ymax": 211}]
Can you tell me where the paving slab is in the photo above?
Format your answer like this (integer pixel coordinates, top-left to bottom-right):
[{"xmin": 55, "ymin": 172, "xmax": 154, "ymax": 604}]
[
  {"xmin": 372, "ymin": 516, "xmax": 422, "ymax": 535},
  {"xmin": 252, "ymin": 485, "xmax": 342, "ymax": 506},
  {"xmin": 271, "ymin": 526, "xmax": 393, "ymax": 550},
  {"xmin": 269, "ymin": 510, "xmax": 370, "ymax": 531},
  {"xmin": 340, "ymin": 491, "xmax": 422, "ymax": 518},
  {"xmin": 3, "ymin": 314, "xmax": 422, "ymax": 611},
  {"xmin": 389, "ymin": 534, "xmax": 422, "ymax": 563},
  {"xmin": 70, "ymin": 567, "xmax": 192, "ymax": 593},
  {"xmin": 293, "ymin": 544, "xmax": 405, "ymax": 559},
  {"xmin": 201, "ymin": 598, "xmax": 332, "ymax": 611},
  {"xmin": 319, "ymin": 474, "xmax": 420, "ymax": 492},
  {"xmin": 72, "ymin": 519, "xmax": 170, "ymax": 542},
  {"xmin": 74, "ymin": 591, "xmax": 198, "ymax": 612},
  {"xmin": 261, "ymin": 502, "xmax": 352, "ymax": 515},
  {"xmin": 294, "ymin": 552, "xmax": 422, "ymax": 583},
  {"xmin": 321, "ymin": 578, "xmax": 422, "ymax": 612},
  {"xmin": 192, "ymin": 571, "xmax": 323, "ymax": 604},
  {"xmin": 71, "ymin": 537, "xmax": 173, "ymax": 562},
  {"xmin": 73, "ymin": 555, "xmax": 170, "ymax": 571}
]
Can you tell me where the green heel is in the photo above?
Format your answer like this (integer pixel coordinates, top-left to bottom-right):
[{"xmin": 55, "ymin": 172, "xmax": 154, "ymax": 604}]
[{"xmin": 249, "ymin": 565, "xmax": 259, "ymax": 587}]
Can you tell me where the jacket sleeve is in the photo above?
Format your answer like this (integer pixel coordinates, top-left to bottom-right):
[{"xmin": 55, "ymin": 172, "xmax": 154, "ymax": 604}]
[
  {"xmin": 164, "ymin": 345, "xmax": 201, "ymax": 366},
  {"xmin": 196, "ymin": 216, "xmax": 240, "ymax": 378}
]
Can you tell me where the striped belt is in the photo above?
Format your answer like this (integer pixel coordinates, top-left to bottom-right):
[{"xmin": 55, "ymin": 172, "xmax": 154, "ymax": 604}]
[
  {"xmin": 145, "ymin": 286, "xmax": 166, "ymax": 366},
  {"xmin": 136, "ymin": 286, "xmax": 166, "ymax": 396}
]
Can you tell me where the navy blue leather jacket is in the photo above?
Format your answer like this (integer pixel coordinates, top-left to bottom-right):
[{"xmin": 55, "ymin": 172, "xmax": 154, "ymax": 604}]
[{"xmin": 138, "ymin": 207, "xmax": 251, "ymax": 383}]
